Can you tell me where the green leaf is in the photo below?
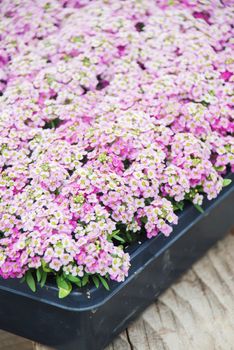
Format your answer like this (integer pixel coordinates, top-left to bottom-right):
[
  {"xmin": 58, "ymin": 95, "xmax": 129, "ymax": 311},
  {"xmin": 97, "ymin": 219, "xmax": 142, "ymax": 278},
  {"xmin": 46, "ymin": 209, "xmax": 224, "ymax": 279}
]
[
  {"xmin": 92, "ymin": 276, "xmax": 100, "ymax": 289},
  {"xmin": 145, "ymin": 197, "xmax": 154, "ymax": 205},
  {"xmin": 82, "ymin": 57, "xmax": 91, "ymax": 67},
  {"xmin": 36, "ymin": 268, "xmax": 42, "ymax": 283},
  {"xmin": 82, "ymin": 274, "xmax": 89, "ymax": 287},
  {"xmin": 40, "ymin": 271, "xmax": 47, "ymax": 288},
  {"xmin": 112, "ymin": 234, "xmax": 125, "ymax": 243},
  {"xmin": 56, "ymin": 275, "xmax": 68, "ymax": 289},
  {"xmin": 41, "ymin": 259, "xmax": 52, "ymax": 273},
  {"xmin": 201, "ymin": 101, "xmax": 210, "ymax": 107},
  {"xmin": 108, "ymin": 229, "xmax": 123, "ymax": 243},
  {"xmin": 98, "ymin": 276, "xmax": 110, "ymax": 291},
  {"xmin": 56, "ymin": 275, "xmax": 72, "ymax": 299},
  {"xmin": 71, "ymin": 35, "xmax": 84, "ymax": 43},
  {"xmin": 58, "ymin": 285, "xmax": 72, "ymax": 298},
  {"xmin": 65, "ymin": 274, "xmax": 82, "ymax": 287},
  {"xmin": 192, "ymin": 158, "xmax": 201, "ymax": 166},
  {"xmin": 223, "ymin": 178, "xmax": 232, "ymax": 187},
  {"xmin": 126, "ymin": 231, "xmax": 132, "ymax": 242},
  {"xmin": 141, "ymin": 216, "xmax": 148, "ymax": 224},
  {"xmin": 224, "ymin": 145, "xmax": 231, "ymax": 152},
  {"xmin": 173, "ymin": 201, "xmax": 184, "ymax": 211},
  {"xmin": 25, "ymin": 270, "xmax": 36, "ymax": 292},
  {"xmin": 214, "ymin": 165, "xmax": 225, "ymax": 172},
  {"xmin": 194, "ymin": 203, "xmax": 204, "ymax": 214}
]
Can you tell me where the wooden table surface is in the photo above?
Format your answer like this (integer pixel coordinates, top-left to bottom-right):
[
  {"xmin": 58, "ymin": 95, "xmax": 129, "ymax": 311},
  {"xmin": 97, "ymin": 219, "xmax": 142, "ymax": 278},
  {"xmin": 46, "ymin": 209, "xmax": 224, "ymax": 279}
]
[{"xmin": 1, "ymin": 229, "xmax": 234, "ymax": 350}]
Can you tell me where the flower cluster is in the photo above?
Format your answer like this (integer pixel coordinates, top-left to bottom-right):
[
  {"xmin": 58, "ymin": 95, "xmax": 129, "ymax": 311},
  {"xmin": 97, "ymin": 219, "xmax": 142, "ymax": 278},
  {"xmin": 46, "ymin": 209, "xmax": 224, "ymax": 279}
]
[{"xmin": 0, "ymin": 0, "xmax": 233, "ymax": 295}]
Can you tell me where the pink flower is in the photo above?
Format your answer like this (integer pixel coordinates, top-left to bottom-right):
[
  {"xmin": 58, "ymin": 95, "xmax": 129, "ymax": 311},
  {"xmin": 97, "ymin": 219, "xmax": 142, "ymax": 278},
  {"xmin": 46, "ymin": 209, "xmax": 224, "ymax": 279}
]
[
  {"xmin": 49, "ymin": 259, "xmax": 62, "ymax": 272},
  {"xmin": 0, "ymin": 0, "xmax": 233, "ymax": 285}
]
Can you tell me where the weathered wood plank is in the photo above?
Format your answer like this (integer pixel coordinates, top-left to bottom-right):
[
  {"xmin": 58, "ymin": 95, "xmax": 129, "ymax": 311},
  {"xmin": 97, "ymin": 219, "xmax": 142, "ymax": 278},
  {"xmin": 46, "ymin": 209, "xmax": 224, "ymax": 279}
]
[
  {"xmin": 124, "ymin": 230, "xmax": 234, "ymax": 350},
  {"xmin": 105, "ymin": 331, "xmax": 132, "ymax": 350},
  {"xmin": 1, "ymin": 230, "xmax": 234, "ymax": 350},
  {"xmin": 0, "ymin": 330, "xmax": 32, "ymax": 350},
  {"xmin": 33, "ymin": 343, "xmax": 52, "ymax": 350}
]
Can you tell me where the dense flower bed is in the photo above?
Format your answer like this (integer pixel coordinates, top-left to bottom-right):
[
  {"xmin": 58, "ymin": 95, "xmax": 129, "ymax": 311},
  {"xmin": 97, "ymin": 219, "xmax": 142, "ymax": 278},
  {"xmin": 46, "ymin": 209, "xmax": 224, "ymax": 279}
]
[{"xmin": 0, "ymin": 0, "xmax": 233, "ymax": 297}]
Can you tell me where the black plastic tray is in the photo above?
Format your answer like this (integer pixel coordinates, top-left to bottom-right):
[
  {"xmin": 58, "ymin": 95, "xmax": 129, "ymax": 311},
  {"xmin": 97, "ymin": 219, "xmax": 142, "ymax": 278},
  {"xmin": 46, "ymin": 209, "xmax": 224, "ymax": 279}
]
[{"xmin": 0, "ymin": 173, "xmax": 233, "ymax": 350}]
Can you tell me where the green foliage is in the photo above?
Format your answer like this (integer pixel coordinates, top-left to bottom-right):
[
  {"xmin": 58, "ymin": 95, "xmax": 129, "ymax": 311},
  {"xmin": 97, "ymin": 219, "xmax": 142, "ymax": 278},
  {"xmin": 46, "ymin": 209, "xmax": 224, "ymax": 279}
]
[
  {"xmin": 108, "ymin": 229, "xmax": 126, "ymax": 243},
  {"xmin": 92, "ymin": 276, "xmax": 100, "ymax": 289},
  {"xmin": 200, "ymin": 101, "xmax": 210, "ymax": 107},
  {"xmin": 56, "ymin": 275, "xmax": 72, "ymax": 299},
  {"xmin": 193, "ymin": 203, "xmax": 204, "ymax": 214},
  {"xmin": 40, "ymin": 271, "xmax": 48, "ymax": 288},
  {"xmin": 98, "ymin": 275, "xmax": 110, "ymax": 291},
  {"xmin": 214, "ymin": 165, "xmax": 225, "ymax": 172},
  {"xmin": 41, "ymin": 259, "xmax": 52, "ymax": 273},
  {"xmin": 65, "ymin": 274, "xmax": 82, "ymax": 288},
  {"xmin": 36, "ymin": 268, "xmax": 42, "ymax": 282},
  {"xmin": 44, "ymin": 118, "xmax": 61, "ymax": 129},
  {"xmin": 172, "ymin": 201, "xmax": 184, "ymax": 211},
  {"xmin": 223, "ymin": 178, "xmax": 232, "ymax": 187},
  {"xmin": 82, "ymin": 274, "xmax": 89, "ymax": 287},
  {"xmin": 25, "ymin": 270, "xmax": 36, "ymax": 292},
  {"xmin": 141, "ymin": 216, "xmax": 148, "ymax": 224}
]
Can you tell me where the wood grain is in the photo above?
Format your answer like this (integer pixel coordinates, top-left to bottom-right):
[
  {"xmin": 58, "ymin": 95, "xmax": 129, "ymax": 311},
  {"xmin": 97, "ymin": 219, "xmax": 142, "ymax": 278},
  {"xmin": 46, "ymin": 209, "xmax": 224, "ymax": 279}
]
[
  {"xmin": 1, "ymin": 230, "xmax": 234, "ymax": 350},
  {"xmin": 32, "ymin": 343, "xmax": 52, "ymax": 350},
  {"xmin": 107, "ymin": 229, "xmax": 234, "ymax": 350},
  {"xmin": 0, "ymin": 330, "xmax": 32, "ymax": 350}
]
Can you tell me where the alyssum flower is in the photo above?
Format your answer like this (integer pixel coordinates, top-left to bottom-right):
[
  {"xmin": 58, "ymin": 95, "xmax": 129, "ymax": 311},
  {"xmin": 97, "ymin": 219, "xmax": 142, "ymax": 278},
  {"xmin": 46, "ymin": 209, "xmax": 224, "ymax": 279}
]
[{"xmin": 0, "ymin": 0, "xmax": 233, "ymax": 297}]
